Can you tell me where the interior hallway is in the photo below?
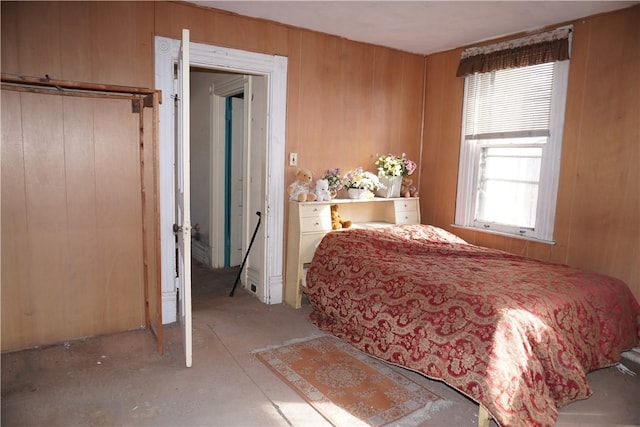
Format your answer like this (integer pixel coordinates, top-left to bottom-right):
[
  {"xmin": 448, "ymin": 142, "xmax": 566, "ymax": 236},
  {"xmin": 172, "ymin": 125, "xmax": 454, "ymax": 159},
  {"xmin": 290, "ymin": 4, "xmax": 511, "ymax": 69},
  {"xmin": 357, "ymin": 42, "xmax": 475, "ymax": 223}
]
[{"xmin": 2, "ymin": 262, "xmax": 639, "ymax": 426}]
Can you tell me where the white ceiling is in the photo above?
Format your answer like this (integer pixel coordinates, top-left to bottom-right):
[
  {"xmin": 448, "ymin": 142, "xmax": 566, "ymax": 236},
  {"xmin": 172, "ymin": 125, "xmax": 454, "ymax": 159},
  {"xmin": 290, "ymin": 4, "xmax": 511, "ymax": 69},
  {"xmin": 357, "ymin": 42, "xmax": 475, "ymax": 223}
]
[{"xmin": 188, "ymin": 1, "xmax": 637, "ymax": 55}]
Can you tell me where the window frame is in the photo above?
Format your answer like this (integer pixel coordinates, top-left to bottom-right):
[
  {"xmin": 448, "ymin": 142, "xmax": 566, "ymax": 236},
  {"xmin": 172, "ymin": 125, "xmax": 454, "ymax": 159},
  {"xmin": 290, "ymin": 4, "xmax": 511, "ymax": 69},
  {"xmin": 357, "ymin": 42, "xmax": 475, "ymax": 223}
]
[{"xmin": 454, "ymin": 60, "xmax": 570, "ymax": 243}]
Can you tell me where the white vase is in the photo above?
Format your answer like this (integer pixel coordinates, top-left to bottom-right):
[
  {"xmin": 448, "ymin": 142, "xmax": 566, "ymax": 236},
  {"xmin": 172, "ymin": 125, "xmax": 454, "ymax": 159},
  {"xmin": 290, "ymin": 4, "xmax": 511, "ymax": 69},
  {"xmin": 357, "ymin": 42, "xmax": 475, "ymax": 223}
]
[
  {"xmin": 376, "ymin": 176, "xmax": 402, "ymax": 198},
  {"xmin": 347, "ymin": 188, "xmax": 373, "ymax": 199}
]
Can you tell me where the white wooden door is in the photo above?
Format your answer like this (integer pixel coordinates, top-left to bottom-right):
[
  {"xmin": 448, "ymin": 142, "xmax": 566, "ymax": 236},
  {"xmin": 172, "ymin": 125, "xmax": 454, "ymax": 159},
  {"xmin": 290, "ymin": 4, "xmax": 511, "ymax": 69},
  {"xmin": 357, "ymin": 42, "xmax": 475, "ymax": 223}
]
[{"xmin": 176, "ymin": 29, "xmax": 193, "ymax": 368}]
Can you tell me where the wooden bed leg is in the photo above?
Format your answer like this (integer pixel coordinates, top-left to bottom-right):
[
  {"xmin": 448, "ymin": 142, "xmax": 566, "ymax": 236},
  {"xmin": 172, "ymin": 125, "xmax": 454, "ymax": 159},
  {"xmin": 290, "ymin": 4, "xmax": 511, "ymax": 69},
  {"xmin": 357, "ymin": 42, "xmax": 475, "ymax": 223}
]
[{"xmin": 478, "ymin": 405, "xmax": 491, "ymax": 427}]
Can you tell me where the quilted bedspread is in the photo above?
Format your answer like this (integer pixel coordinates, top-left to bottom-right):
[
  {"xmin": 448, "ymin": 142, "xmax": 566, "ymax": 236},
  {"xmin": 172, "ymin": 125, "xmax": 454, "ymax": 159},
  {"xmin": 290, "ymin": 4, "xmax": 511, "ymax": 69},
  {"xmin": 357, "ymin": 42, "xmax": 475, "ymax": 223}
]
[{"xmin": 305, "ymin": 224, "xmax": 640, "ymax": 427}]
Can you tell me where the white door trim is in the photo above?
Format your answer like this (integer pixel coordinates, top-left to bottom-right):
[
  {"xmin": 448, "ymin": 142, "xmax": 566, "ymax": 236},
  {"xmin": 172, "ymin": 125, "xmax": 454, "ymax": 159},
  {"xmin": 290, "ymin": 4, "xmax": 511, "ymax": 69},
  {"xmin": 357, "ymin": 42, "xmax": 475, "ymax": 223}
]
[{"xmin": 154, "ymin": 37, "xmax": 286, "ymax": 322}]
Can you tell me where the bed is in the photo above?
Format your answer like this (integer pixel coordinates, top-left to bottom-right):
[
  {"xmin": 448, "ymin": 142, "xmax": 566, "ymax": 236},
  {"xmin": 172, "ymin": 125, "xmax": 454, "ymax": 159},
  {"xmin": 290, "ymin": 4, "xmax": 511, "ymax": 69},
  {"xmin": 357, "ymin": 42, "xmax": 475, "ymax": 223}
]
[{"xmin": 304, "ymin": 224, "xmax": 640, "ymax": 427}]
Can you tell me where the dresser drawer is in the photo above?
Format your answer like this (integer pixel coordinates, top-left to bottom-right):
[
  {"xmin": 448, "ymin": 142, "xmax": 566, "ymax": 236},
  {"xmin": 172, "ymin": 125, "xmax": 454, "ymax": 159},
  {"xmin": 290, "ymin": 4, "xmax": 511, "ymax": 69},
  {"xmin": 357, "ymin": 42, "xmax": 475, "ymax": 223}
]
[
  {"xmin": 300, "ymin": 215, "xmax": 332, "ymax": 232},
  {"xmin": 394, "ymin": 199, "xmax": 418, "ymax": 212},
  {"xmin": 300, "ymin": 234, "xmax": 325, "ymax": 263},
  {"xmin": 395, "ymin": 211, "xmax": 420, "ymax": 224},
  {"xmin": 299, "ymin": 203, "xmax": 330, "ymax": 218}
]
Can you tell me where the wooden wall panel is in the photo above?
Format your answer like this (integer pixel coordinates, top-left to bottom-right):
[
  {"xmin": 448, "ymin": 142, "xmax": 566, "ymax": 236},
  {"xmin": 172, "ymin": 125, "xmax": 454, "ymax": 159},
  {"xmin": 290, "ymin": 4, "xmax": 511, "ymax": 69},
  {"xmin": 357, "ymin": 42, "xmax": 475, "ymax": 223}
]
[
  {"xmin": 396, "ymin": 53, "xmax": 425, "ymax": 166},
  {"xmin": 1, "ymin": 92, "xmax": 146, "ymax": 351},
  {"xmin": 420, "ymin": 6, "xmax": 640, "ymax": 302},
  {"xmin": 141, "ymin": 105, "xmax": 161, "ymax": 335},
  {"xmin": 59, "ymin": 2, "xmax": 92, "ymax": 82},
  {"xmin": 133, "ymin": 2, "xmax": 156, "ymax": 89},
  {"xmin": 297, "ymin": 30, "xmax": 343, "ymax": 168},
  {"xmin": 1, "ymin": 0, "xmax": 425, "ymax": 348},
  {"xmin": 1, "ymin": 91, "xmax": 29, "ymax": 349},
  {"xmin": 1, "ymin": 2, "xmax": 20, "ymax": 73},
  {"xmin": 61, "ymin": 97, "xmax": 101, "ymax": 336},
  {"xmin": 420, "ymin": 49, "xmax": 463, "ymax": 230},
  {"xmin": 13, "ymin": 2, "xmax": 62, "ymax": 78},
  {"xmin": 420, "ymin": 54, "xmax": 444, "ymax": 226},
  {"xmin": 90, "ymin": 3, "xmax": 137, "ymax": 86},
  {"xmin": 564, "ymin": 9, "xmax": 639, "ymax": 293},
  {"xmin": 551, "ymin": 18, "xmax": 589, "ymax": 265},
  {"xmin": 285, "ymin": 30, "xmax": 302, "ymax": 167},
  {"xmin": 93, "ymin": 100, "xmax": 145, "ymax": 328},
  {"xmin": 340, "ymin": 40, "xmax": 375, "ymax": 164},
  {"xmin": 152, "ymin": 3, "xmax": 425, "ymax": 185},
  {"xmin": 22, "ymin": 93, "xmax": 69, "ymax": 345},
  {"xmin": 370, "ymin": 47, "xmax": 399, "ymax": 154},
  {"xmin": 4, "ymin": 1, "xmax": 636, "ymax": 343}
]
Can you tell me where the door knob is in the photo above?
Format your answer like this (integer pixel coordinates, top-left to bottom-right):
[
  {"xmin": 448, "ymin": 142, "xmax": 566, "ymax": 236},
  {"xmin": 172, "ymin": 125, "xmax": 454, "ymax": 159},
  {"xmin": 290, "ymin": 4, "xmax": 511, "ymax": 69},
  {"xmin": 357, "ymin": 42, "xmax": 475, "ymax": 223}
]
[{"xmin": 173, "ymin": 224, "xmax": 182, "ymax": 233}]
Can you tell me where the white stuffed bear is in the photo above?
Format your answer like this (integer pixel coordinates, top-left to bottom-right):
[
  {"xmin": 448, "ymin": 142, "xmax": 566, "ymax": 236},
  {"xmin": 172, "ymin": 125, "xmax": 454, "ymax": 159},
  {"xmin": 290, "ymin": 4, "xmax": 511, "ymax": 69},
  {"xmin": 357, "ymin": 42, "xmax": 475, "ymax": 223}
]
[{"xmin": 314, "ymin": 178, "xmax": 332, "ymax": 201}]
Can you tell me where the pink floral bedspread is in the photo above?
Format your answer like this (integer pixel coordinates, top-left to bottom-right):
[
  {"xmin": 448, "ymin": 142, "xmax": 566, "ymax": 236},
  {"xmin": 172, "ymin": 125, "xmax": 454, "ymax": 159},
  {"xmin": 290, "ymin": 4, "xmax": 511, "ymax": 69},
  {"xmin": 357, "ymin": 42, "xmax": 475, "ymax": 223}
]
[{"xmin": 305, "ymin": 224, "xmax": 640, "ymax": 427}]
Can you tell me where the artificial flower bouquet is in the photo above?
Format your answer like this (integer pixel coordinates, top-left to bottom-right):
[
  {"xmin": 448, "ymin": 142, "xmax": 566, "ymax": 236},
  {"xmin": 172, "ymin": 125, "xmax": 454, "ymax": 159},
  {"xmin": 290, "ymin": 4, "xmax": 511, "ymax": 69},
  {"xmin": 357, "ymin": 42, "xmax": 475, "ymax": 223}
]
[
  {"xmin": 321, "ymin": 168, "xmax": 344, "ymax": 193},
  {"xmin": 342, "ymin": 167, "xmax": 383, "ymax": 192},
  {"xmin": 375, "ymin": 153, "xmax": 417, "ymax": 177}
]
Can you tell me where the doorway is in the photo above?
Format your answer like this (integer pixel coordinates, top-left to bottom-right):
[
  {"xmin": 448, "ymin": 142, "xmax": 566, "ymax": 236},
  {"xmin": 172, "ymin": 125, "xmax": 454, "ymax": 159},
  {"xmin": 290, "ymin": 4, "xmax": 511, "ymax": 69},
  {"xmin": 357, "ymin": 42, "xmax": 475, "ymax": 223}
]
[
  {"xmin": 155, "ymin": 36, "xmax": 288, "ymax": 324},
  {"xmin": 190, "ymin": 70, "xmax": 247, "ymax": 271}
]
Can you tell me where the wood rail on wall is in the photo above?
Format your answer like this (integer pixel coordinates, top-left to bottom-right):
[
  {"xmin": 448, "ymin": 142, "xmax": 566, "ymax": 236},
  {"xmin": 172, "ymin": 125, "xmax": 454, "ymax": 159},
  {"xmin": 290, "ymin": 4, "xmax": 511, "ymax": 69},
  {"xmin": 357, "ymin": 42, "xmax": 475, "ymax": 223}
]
[
  {"xmin": 1, "ymin": 73, "xmax": 164, "ymax": 354},
  {"xmin": 1, "ymin": 73, "xmax": 161, "ymax": 97}
]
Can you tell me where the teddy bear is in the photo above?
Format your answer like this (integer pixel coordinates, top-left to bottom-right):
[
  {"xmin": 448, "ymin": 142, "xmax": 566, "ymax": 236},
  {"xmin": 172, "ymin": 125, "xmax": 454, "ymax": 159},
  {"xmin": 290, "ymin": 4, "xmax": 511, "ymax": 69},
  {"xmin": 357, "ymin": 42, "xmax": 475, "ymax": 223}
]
[
  {"xmin": 313, "ymin": 178, "xmax": 332, "ymax": 201},
  {"xmin": 288, "ymin": 168, "xmax": 317, "ymax": 202},
  {"xmin": 330, "ymin": 204, "xmax": 352, "ymax": 230},
  {"xmin": 401, "ymin": 177, "xmax": 418, "ymax": 198}
]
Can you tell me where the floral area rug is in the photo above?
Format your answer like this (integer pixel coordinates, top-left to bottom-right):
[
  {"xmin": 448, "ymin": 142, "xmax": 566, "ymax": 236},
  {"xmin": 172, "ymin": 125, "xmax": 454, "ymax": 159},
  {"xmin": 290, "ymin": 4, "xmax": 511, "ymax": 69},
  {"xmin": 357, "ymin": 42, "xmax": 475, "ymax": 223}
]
[{"xmin": 255, "ymin": 335, "xmax": 447, "ymax": 426}]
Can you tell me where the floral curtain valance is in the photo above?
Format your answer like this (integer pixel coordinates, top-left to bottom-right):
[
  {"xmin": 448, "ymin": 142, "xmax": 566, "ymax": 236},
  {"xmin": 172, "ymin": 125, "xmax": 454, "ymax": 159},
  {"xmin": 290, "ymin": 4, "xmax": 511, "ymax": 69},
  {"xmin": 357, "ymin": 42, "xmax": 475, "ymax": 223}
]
[{"xmin": 456, "ymin": 26, "xmax": 572, "ymax": 77}]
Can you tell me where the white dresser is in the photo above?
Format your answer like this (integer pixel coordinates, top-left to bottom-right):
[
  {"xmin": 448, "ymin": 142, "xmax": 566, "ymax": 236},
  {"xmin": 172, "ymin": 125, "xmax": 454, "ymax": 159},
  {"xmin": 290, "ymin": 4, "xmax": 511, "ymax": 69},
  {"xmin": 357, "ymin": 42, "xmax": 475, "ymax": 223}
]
[{"xmin": 285, "ymin": 197, "xmax": 420, "ymax": 308}]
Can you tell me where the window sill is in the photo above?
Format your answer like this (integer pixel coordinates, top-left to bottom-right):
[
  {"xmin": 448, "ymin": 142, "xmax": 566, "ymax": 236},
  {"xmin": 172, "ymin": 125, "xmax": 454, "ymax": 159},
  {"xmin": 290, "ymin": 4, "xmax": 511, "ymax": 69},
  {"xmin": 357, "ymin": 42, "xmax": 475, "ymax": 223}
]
[{"xmin": 451, "ymin": 224, "xmax": 556, "ymax": 245}]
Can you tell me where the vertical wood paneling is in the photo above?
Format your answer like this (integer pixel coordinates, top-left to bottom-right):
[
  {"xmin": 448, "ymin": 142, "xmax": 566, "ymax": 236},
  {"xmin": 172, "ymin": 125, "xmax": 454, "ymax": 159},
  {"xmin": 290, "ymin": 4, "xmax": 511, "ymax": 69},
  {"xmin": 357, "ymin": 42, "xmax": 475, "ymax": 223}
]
[
  {"xmin": 61, "ymin": 97, "xmax": 100, "ymax": 336},
  {"xmin": 420, "ymin": 49, "xmax": 463, "ymax": 230},
  {"xmin": 235, "ymin": 15, "xmax": 267, "ymax": 53},
  {"xmin": 396, "ymin": 53, "xmax": 424, "ymax": 162},
  {"xmin": 1, "ymin": 92, "xmax": 146, "ymax": 350},
  {"xmin": 264, "ymin": 20, "xmax": 290, "ymax": 55},
  {"xmin": 436, "ymin": 51, "xmax": 464, "ymax": 230},
  {"xmin": 1, "ymin": 91, "xmax": 29, "ymax": 349},
  {"xmin": 142, "ymin": 104, "xmax": 160, "ymax": 334},
  {"xmin": 297, "ymin": 30, "xmax": 343, "ymax": 168},
  {"xmin": 202, "ymin": 8, "xmax": 238, "ymax": 48},
  {"xmin": 59, "ymin": 2, "xmax": 92, "ymax": 81},
  {"xmin": 1, "ymin": 2, "xmax": 20, "ymax": 73},
  {"xmin": 551, "ymin": 20, "xmax": 589, "ymax": 265},
  {"xmin": 22, "ymin": 93, "xmax": 69, "ymax": 344},
  {"xmin": 89, "ymin": 2, "xmax": 137, "ymax": 86},
  {"xmin": 152, "ymin": 1, "xmax": 173, "ymax": 39},
  {"xmin": 421, "ymin": 54, "xmax": 444, "ymax": 226},
  {"xmin": 370, "ymin": 46, "xmax": 397, "ymax": 153},
  {"xmin": 340, "ymin": 40, "xmax": 374, "ymax": 162},
  {"xmin": 420, "ymin": 6, "xmax": 640, "ymax": 302},
  {"xmin": 15, "ymin": 2, "xmax": 62, "ymax": 78},
  {"xmin": 3, "ymin": 1, "xmax": 637, "ymax": 345},
  {"xmin": 284, "ymin": 29, "xmax": 302, "ymax": 190},
  {"xmin": 564, "ymin": 8, "xmax": 640, "ymax": 297},
  {"xmin": 134, "ymin": 2, "xmax": 155, "ymax": 89},
  {"xmin": 93, "ymin": 100, "xmax": 145, "ymax": 329},
  {"xmin": 150, "ymin": 1, "xmax": 427, "ymax": 185}
]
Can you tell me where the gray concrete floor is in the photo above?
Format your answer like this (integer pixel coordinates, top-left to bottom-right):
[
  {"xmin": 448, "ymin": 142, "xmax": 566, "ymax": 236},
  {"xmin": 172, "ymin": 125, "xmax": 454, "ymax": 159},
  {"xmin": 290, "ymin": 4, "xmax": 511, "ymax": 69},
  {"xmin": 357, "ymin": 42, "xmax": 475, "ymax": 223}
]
[{"xmin": 2, "ymin": 262, "xmax": 639, "ymax": 426}]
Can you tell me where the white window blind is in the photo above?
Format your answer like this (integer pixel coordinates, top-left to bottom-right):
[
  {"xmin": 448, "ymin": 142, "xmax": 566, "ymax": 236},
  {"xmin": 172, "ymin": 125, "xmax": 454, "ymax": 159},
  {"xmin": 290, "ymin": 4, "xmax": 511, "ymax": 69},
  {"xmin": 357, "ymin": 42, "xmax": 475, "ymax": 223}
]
[{"xmin": 464, "ymin": 63, "xmax": 554, "ymax": 140}]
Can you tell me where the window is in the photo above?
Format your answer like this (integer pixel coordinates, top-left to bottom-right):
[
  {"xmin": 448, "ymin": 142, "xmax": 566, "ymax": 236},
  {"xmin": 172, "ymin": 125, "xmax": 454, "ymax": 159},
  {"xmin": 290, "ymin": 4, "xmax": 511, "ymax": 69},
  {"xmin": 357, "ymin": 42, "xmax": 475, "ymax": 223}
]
[{"xmin": 455, "ymin": 48, "xmax": 570, "ymax": 243}]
